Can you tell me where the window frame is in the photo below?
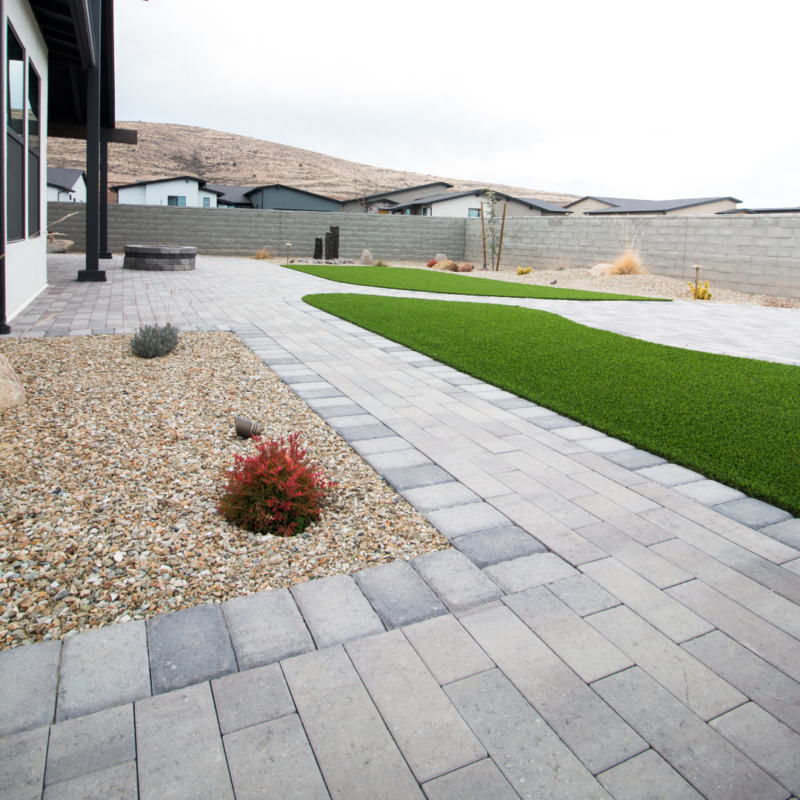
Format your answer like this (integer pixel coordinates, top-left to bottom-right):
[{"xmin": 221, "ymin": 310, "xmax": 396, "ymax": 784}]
[
  {"xmin": 27, "ymin": 59, "xmax": 40, "ymax": 238},
  {"xmin": 6, "ymin": 21, "xmax": 26, "ymax": 242},
  {"xmin": 168, "ymin": 195, "xmax": 187, "ymax": 207}
]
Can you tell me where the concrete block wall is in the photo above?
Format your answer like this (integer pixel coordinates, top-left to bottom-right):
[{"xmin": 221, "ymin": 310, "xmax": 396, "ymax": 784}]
[
  {"xmin": 465, "ymin": 215, "xmax": 800, "ymax": 299},
  {"xmin": 47, "ymin": 204, "xmax": 467, "ymax": 262}
]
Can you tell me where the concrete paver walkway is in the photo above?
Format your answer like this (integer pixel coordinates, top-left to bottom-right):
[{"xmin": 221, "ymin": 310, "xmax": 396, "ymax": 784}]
[{"xmin": 1, "ymin": 256, "xmax": 799, "ymax": 800}]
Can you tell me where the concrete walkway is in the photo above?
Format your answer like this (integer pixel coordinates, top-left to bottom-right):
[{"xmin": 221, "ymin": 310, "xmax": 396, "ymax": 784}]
[{"xmin": 1, "ymin": 255, "xmax": 799, "ymax": 800}]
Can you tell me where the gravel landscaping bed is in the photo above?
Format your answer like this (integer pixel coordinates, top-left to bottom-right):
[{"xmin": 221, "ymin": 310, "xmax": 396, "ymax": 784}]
[{"xmin": 0, "ymin": 333, "xmax": 447, "ymax": 649}]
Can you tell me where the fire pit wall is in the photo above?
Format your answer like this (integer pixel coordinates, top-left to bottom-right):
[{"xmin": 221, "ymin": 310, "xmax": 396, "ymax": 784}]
[{"xmin": 123, "ymin": 245, "xmax": 197, "ymax": 271}]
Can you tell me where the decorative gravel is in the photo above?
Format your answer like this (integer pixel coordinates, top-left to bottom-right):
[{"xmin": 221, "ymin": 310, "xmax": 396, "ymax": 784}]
[{"xmin": 0, "ymin": 333, "xmax": 447, "ymax": 649}]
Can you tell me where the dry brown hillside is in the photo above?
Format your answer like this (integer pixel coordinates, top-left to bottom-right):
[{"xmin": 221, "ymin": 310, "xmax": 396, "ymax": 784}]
[{"xmin": 48, "ymin": 121, "xmax": 577, "ymax": 204}]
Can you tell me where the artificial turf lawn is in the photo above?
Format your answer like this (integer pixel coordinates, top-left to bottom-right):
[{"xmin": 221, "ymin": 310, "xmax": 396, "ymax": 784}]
[
  {"xmin": 284, "ymin": 264, "xmax": 667, "ymax": 302},
  {"xmin": 304, "ymin": 293, "xmax": 800, "ymax": 516}
]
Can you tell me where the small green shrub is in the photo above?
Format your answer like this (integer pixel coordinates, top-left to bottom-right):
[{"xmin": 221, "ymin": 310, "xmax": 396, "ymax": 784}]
[
  {"xmin": 218, "ymin": 432, "xmax": 335, "ymax": 536},
  {"xmin": 374, "ymin": 259, "xmax": 389, "ymax": 267},
  {"xmin": 130, "ymin": 323, "xmax": 180, "ymax": 359}
]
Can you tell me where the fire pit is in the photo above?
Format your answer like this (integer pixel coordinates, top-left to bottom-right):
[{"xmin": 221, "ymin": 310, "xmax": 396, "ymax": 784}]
[{"xmin": 123, "ymin": 245, "xmax": 197, "ymax": 271}]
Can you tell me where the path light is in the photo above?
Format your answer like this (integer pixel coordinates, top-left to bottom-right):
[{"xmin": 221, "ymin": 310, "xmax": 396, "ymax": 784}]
[
  {"xmin": 286, "ymin": 243, "xmax": 291, "ymax": 263},
  {"xmin": 694, "ymin": 262, "xmax": 701, "ymax": 299},
  {"xmin": 235, "ymin": 416, "xmax": 264, "ymax": 439}
]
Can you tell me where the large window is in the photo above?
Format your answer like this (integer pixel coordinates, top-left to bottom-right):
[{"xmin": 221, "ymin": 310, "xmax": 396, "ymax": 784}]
[
  {"xmin": 168, "ymin": 196, "xmax": 186, "ymax": 207},
  {"xmin": 28, "ymin": 62, "xmax": 40, "ymax": 237},
  {"xmin": 203, "ymin": 197, "xmax": 210, "ymax": 208},
  {"xmin": 6, "ymin": 24, "xmax": 25, "ymax": 241}
]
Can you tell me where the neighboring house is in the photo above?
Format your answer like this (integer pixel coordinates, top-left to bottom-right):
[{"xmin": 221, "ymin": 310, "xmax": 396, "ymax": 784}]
[
  {"xmin": 245, "ymin": 184, "xmax": 341, "ymax": 212},
  {"xmin": 207, "ymin": 184, "xmax": 255, "ymax": 209},
  {"xmin": 341, "ymin": 182, "xmax": 454, "ymax": 214},
  {"xmin": 717, "ymin": 206, "xmax": 800, "ymax": 215},
  {"xmin": 389, "ymin": 189, "xmax": 570, "ymax": 218},
  {"xmin": 47, "ymin": 167, "xmax": 86, "ymax": 202},
  {"xmin": 112, "ymin": 176, "xmax": 223, "ymax": 208},
  {"xmin": 565, "ymin": 196, "xmax": 741, "ymax": 216}
]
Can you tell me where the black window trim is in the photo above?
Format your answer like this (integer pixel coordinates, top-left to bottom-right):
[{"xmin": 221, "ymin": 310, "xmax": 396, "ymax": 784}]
[{"xmin": 6, "ymin": 20, "xmax": 26, "ymax": 243}]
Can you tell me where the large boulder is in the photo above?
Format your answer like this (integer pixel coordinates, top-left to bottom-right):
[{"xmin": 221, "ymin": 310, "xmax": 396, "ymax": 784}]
[
  {"xmin": 47, "ymin": 238, "xmax": 73, "ymax": 254},
  {"xmin": 433, "ymin": 260, "xmax": 459, "ymax": 272},
  {"xmin": 0, "ymin": 355, "xmax": 26, "ymax": 410},
  {"xmin": 590, "ymin": 263, "xmax": 615, "ymax": 278},
  {"xmin": 457, "ymin": 263, "xmax": 474, "ymax": 272},
  {"xmin": 359, "ymin": 249, "xmax": 374, "ymax": 266},
  {"xmin": 434, "ymin": 254, "xmax": 448, "ymax": 262}
]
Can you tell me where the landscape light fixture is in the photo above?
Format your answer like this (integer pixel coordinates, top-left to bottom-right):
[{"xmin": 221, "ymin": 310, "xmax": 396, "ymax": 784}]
[{"xmin": 286, "ymin": 243, "xmax": 291, "ymax": 262}]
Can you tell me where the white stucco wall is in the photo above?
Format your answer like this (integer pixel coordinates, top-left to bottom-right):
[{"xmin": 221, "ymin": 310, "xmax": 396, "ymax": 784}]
[
  {"xmin": 117, "ymin": 178, "xmax": 216, "ymax": 207},
  {"xmin": 565, "ymin": 198, "xmax": 615, "ymax": 215},
  {"xmin": 407, "ymin": 195, "xmax": 544, "ymax": 218},
  {"xmin": 341, "ymin": 183, "xmax": 452, "ymax": 213},
  {"xmin": 46, "ymin": 173, "xmax": 86, "ymax": 203},
  {"xmin": 668, "ymin": 199, "xmax": 738, "ymax": 215},
  {"xmin": 5, "ymin": 0, "xmax": 48, "ymax": 321}
]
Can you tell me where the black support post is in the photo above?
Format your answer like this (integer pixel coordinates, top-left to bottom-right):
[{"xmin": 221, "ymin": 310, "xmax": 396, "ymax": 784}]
[
  {"xmin": 77, "ymin": 0, "xmax": 105, "ymax": 282},
  {"xmin": 0, "ymin": 0, "xmax": 10, "ymax": 334},
  {"xmin": 99, "ymin": 138, "xmax": 111, "ymax": 258}
]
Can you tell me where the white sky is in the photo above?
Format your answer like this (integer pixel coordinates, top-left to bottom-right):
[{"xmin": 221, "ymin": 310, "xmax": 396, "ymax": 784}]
[{"xmin": 114, "ymin": 0, "xmax": 799, "ymax": 207}]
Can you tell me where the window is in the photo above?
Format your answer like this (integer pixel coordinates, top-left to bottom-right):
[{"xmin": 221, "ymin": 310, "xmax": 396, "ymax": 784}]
[
  {"xmin": 28, "ymin": 61, "xmax": 40, "ymax": 237},
  {"xmin": 422, "ymin": 207, "xmax": 429, "ymax": 216},
  {"xmin": 168, "ymin": 196, "xmax": 186, "ymax": 207},
  {"xmin": 203, "ymin": 197, "xmax": 210, "ymax": 208},
  {"xmin": 468, "ymin": 208, "xmax": 481, "ymax": 218},
  {"xmin": 6, "ymin": 24, "xmax": 25, "ymax": 241}
]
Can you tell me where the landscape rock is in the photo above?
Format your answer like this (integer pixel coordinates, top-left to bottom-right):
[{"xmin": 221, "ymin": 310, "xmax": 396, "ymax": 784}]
[
  {"xmin": 433, "ymin": 260, "xmax": 459, "ymax": 272},
  {"xmin": 434, "ymin": 254, "xmax": 448, "ymax": 262},
  {"xmin": 457, "ymin": 263, "xmax": 474, "ymax": 273},
  {"xmin": 47, "ymin": 239, "xmax": 73, "ymax": 254},
  {"xmin": 590, "ymin": 263, "xmax": 615, "ymax": 278},
  {"xmin": 358, "ymin": 250, "xmax": 374, "ymax": 266},
  {"xmin": 0, "ymin": 355, "xmax": 26, "ymax": 410}
]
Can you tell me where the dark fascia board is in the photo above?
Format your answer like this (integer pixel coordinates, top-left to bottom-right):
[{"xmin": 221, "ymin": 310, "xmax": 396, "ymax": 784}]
[
  {"xmin": 243, "ymin": 184, "xmax": 341, "ymax": 203},
  {"xmin": 110, "ymin": 175, "xmax": 218, "ymax": 193},
  {"xmin": 585, "ymin": 197, "xmax": 744, "ymax": 215},
  {"xmin": 47, "ymin": 182, "xmax": 76, "ymax": 193},
  {"xmin": 48, "ymin": 123, "xmax": 137, "ymax": 144},
  {"xmin": 67, "ymin": 0, "xmax": 96, "ymax": 68},
  {"xmin": 343, "ymin": 182, "xmax": 455, "ymax": 204}
]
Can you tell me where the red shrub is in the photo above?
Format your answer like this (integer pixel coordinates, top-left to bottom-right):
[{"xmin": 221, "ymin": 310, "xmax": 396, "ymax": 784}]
[
  {"xmin": 426, "ymin": 259, "xmax": 438, "ymax": 268},
  {"xmin": 217, "ymin": 432, "xmax": 335, "ymax": 536}
]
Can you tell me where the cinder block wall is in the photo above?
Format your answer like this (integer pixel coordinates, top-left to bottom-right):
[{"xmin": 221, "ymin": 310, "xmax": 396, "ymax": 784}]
[
  {"xmin": 47, "ymin": 204, "xmax": 466, "ymax": 261},
  {"xmin": 465, "ymin": 215, "xmax": 800, "ymax": 299}
]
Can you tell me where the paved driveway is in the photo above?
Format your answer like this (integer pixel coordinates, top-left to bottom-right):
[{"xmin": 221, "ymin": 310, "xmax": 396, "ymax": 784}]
[{"xmin": 1, "ymin": 255, "xmax": 799, "ymax": 800}]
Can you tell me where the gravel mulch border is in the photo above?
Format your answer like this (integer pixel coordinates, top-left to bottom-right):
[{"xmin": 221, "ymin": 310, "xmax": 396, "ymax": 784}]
[{"xmin": 0, "ymin": 332, "xmax": 447, "ymax": 649}]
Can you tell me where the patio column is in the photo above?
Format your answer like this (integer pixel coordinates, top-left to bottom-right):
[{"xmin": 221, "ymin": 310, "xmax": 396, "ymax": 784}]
[
  {"xmin": 77, "ymin": 0, "xmax": 105, "ymax": 282},
  {"xmin": 99, "ymin": 137, "xmax": 111, "ymax": 258}
]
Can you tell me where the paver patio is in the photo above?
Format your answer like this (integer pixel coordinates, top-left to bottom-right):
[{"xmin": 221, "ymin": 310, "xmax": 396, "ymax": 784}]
[{"xmin": 1, "ymin": 255, "xmax": 799, "ymax": 799}]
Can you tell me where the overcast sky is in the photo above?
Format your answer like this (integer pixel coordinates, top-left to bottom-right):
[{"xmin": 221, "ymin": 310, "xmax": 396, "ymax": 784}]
[{"xmin": 115, "ymin": 0, "xmax": 799, "ymax": 207}]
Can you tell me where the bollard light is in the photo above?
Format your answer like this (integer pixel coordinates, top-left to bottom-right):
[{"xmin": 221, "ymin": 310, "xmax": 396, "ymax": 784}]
[{"xmin": 286, "ymin": 243, "xmax": 291, "ymax": 263}]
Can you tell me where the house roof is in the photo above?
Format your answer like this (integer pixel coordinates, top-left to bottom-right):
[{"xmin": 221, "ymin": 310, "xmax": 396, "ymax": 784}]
[
  {"xmin": 110, "ymin": 176, "xmax": 225, "ymax": 195},
  {"xmin": 565, "ymin": 196, "xmax": 742, "ymax": 214},
  {"xmin": 243, "ymin": 184, "xmax": 341, "ymax": 203},
  {"xmin": 717, "ymin": 207, "xmax": 800, "ymax": 215},
  {"xmin": 389, "ymin": 189, "xmax": 570, "ymax": 214},
  {"xmin": 344, "ymin": 182, "xmax": 454, "ymax": 204},
  {"xmin": 206, "ymin": 185, "xmax": 256, "ymax": 205},
  {"xmin": 47, "ymin": 167, "xmax": 85, "ymax": 192}
]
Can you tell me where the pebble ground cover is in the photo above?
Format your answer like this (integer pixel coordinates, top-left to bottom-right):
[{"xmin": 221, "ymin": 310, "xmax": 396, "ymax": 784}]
[
  {"xmin": 0, "ymin": 332, "xmax": 446, "ymax": 649},
  {"xmin": 305, "ymin": 294, "xmax": 800, "ymax": 516},
  {"xmin": 284, "ymin": 264, "xmax": 665, "ymax": 301}
]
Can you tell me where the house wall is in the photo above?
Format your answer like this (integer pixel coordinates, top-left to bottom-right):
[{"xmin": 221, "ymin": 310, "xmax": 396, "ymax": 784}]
[
  {"xmin": 667, "ymin": 199, "xmax": 738, "ymax": 216},
  {"xmin": 5, "ymin": 0, "xmax": 48, "ymax": 321},
  {"xmin": 408, "ymin": 196, "xmax": 544, "ymax": 218},
  {"xmin": 46, "ymin": 174, "xmax": 86, "ymax": 203},
  {"xmin": 341, "ymin": 183, "xmax": 451, "ymax": 213},
  {"xmin": 198, "ymin": 189, "xmax": 217, "ymax": 208},
  {"xmin": 249, "ymin": 187, "xmax": 339, "ymax": 212},
  {"xmin": 117, "ymin": 178, "xmax": 212, "ymax": 207},
  {"xmin": 566, "ymin": 198, "xmax": 615, "ymax": 215}
]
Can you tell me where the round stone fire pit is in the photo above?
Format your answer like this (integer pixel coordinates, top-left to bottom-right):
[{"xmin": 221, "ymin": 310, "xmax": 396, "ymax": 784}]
[{"xmin": 123, "ymin": 245, "xmax": 197, "ymax": 271}]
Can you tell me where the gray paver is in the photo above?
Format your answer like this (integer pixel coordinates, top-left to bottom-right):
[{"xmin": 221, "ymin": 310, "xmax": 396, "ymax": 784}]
[
  {"xmin": 667, "ymin": 579, "xmax": 800, "ymax": 683},
  {"xmin": 532, "ymin": 413, "xmax": 580, "ymax": 430},
  {"xmin": 426, "ymin": 502, "xmax": 512, "ymax": 539},
  {"xmin": 290, "ymin": 573, "xmax": 384, "ymax": 648},
  {"xmin": 42, "ymin": 762, "xmax": 137, "ymax": 800},
  {"xmin": 402, "ymin": 482, "xmax": 481, "ymax": 513},
  {"xmin": 673, "ymin": 479, "xmax": 747, "ymax": 506},
  {"xmin": 368, "ymin": 448, "xmax": 432, "ymax": 471},
  {"xmin": 56, "ymin": 620, "xmax": 151, "ymax": 722},
  {"xmin": 340, "ymin": 422, "xmax": 397, "ymax": 441},
  {"xmin": 581, "ymin": 559, "xmax": 714, "ymax": 643},
  {"xmin": 604, "ymin": 449, "xmax": 667, "ymax": 470},
  {"xmin": 761, "ymin": 519, "xmax": 800, "ymax": 550},
  {"xmin": 484, "ymin": 552, "xmax": 578, "ymax": 594},
  {"xmin": 45, "ymin": 704, "xmax": 134, "ymax": 786},
  {"xmin": 147, "ymin": 603, "xmax": 238, "ymax": 695},
  {"xmin": 0, "ymin": 639, "xmax": 60, "ymax": 737},
  {"xmin": 547, "ymin": 574, "xmax": 621, "ymax": 617},
  {"xmin": 212, "ymin": 662, "xmax": 295, "ymax": 735},
  {"xmin": 347, "ymin": 630, "xmax": 486, "ymax": 783},
  {"xmin": 327, "ymin": 413, "xmax": 383, "ymax": 429},
  {"xmin": 635, "ymin": 463, "xmax": 705, "ymax": 487},
  {"xmin": 382, "ymin": 464, "xmax": 456, "ymax": 491},
  {"xmin": 710, "ymin": 703, "xmax": 800, "ymax": 797},
  {"xmin": 351, "ymin": 436, "xmax": 414, "ymax": 456},
  {"xmin": 135, "ymin": 682, "xmax": 234, "ymax": 800},
  {"xmin": 402, "ymin": 614, "xmax": 494, "ymax": 685},
  {"xmin": 593, "ymin": 667, "xmax": 787, "ymax": 800},
  {"xmin": 282, "ymin": 646, "xmax": 423, "ymax": 799},
  {"xmin": 421, "ymin": 759, "xmax": 519, "ymax": 800},
  {"xmin": 0, "ymin": 726, "xmax": 48, "ymax": 800},
  {"xmin": 412, "ymin": 550, "xmax": 504, "ymax": 612},
  {"xmin": 444, "ymin": 669, "xmax": 612, "ymax": 799},
  {"xmin": 682, "ymin": 630, "xmax": 800, "ymax": 735},
  {"xmin": 505, "ymin": 587, "xmax": 632, "ymax": 683},
  {"xmin": 784, "ymin": 558, "xmax": 800, "ymax": 577},
  {"xmin": 223, "ymin": 714, "xmax": 329, "ymax": 800},
  {"xmin": 452, "ymin": 525, "xmax": 546, "ymax": 568},
  {"xmin": 587, "ymin": 606, "xmax": 746, "ymax": 721},
  {"xmin": 354, "ymin": 561, "xmax": 447, "ymax": 629},
  {"xmin": 313, "ymin": 402, "xmax": 367, "ymax": 419},
  {"xmin": 596, "ymin": 750, "xmax": 703, "ymax": 800},
  {"xmin": 712, "ymin": 498, "xmax": 793, "ymax": 529},
  {"xmin": 461, "ymin": 605, "xmax": 646, "ymax": 774},
  {"xmin": 222, "ymin": 588, "xmax": 315, "ymax": 669},
  {"xmin": 582, "ymin": 437, "xmax": 633, "ymax": 455}
]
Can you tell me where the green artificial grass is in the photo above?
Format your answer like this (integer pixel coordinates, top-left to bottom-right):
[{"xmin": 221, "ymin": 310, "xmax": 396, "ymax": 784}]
[
  {"xmin": 284, "ymin": 264, "xmax": 667, "ymax": 302},
  {"xmin": 304, "ymin": 293, "xmax": 800, "ymax": 516}
]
